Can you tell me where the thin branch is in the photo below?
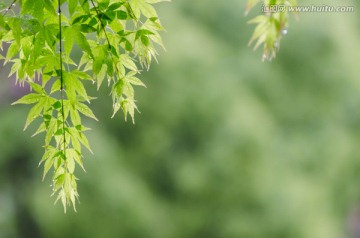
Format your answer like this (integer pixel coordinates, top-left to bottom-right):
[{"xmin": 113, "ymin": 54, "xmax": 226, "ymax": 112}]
[
  {"xmin": 89, "ymin": 0, "xmax": 111, "ymax": 50},
  {"xmin": 2, "ymin": 0, "xmax": 17, "ymax": 16},
  {"xmin": 89, "ymin": 0, "xmax": 121, "ymax": 79},
  {"xmin": 57, "ymin": 0, "xmax": 67, "ymax": 160}
]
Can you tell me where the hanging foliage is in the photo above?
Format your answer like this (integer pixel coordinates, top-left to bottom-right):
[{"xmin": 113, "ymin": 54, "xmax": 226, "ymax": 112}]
[
  {"xmin": 0, "ymin": 0, "xmax": 168, "ymax": 212},
  {"xmin": 246, "ymin": 0, "xmax": 297, "ymax": 61}
]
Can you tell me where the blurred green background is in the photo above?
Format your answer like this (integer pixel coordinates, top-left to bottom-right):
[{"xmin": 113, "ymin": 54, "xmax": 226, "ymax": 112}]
[{"xmin": 1, "ymin": 0, "xmax": 360, "ymax": 237}]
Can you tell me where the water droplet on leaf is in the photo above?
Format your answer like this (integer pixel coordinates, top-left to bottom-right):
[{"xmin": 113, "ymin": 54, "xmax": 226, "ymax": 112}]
[
  {"xmin": 274, "ymin": 41, "xmax": 280, "ymax": 49},
  {"xmin": 262, "ymin": 53, "xmax": 268, "ymax": 61}
]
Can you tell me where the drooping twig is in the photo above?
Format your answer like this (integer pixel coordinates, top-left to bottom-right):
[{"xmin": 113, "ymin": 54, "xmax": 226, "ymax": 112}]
[
  {"xmin": 57, "ymin": 0, "xmax": 67, "ymax": 160},
  {"xmin": 2, "ymin": 0, "xmax": 17, "ymax": 16},
  {"xmin": 89, "ymin": 0, "xmax": 121, "ymax": 79}
]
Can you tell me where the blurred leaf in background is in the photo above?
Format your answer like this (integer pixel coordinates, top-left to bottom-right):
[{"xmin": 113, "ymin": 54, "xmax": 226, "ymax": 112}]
[{"xmin": 1, "ymin": 0, "xmax": 360, "ymax": 237}]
